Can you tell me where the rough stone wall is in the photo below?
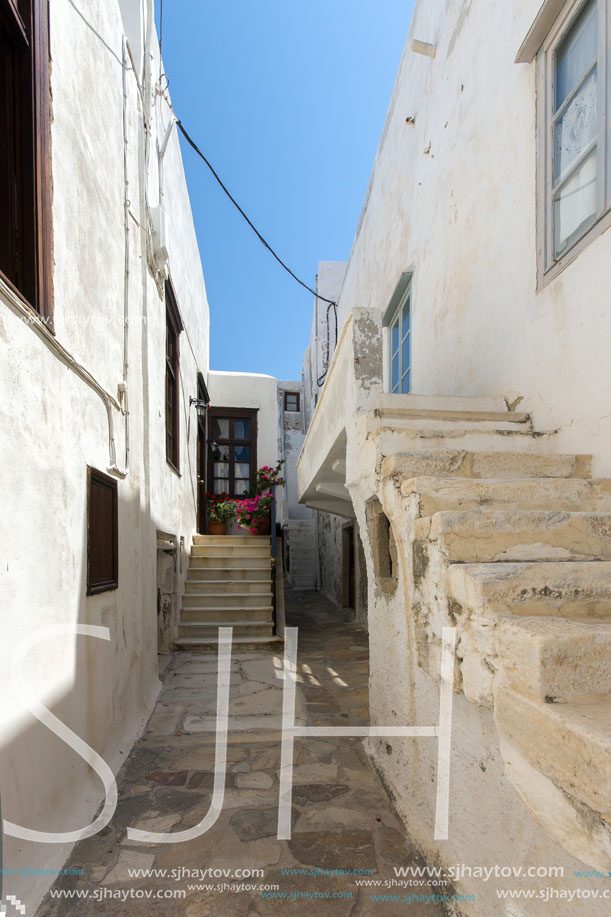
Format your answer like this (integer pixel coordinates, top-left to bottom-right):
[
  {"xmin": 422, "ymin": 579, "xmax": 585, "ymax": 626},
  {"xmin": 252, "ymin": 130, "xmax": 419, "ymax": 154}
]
[{"xmin": 317, "ymin": 511, "xmax": 344, "ymax": 607}]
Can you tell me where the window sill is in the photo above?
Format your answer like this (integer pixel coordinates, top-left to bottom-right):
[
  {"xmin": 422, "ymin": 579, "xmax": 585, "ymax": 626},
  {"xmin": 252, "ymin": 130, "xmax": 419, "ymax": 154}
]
[
  {"xmin": 167, "ymin": 458, "xmax": 181, "ymax": 478},
  {"xmin": 87, "ymin": 582, "xmax": 119, "ymax": 597},
  {"xmin": 538, "ymin": 209, "xmax": 611, "ymax": 290}
]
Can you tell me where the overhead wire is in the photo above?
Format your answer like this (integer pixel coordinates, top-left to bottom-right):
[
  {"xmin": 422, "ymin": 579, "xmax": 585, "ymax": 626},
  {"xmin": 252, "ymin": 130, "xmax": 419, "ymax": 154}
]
[{"xmin": 176, "ymin": 120, "xmax": 337, "ymax": 308}]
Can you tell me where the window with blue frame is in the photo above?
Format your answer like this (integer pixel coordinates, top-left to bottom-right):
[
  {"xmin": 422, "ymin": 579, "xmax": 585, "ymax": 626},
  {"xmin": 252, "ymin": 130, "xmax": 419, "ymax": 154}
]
[{"xmin": 389, "ymin": 282, "xmax": 411, "ymax": 394}]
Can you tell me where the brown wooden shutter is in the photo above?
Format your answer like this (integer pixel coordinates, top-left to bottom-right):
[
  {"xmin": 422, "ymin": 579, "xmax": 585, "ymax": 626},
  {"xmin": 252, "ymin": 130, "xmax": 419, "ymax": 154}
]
[{"xmin": 87, "ymin": 467, "xmax": 118, "ymax": 595}]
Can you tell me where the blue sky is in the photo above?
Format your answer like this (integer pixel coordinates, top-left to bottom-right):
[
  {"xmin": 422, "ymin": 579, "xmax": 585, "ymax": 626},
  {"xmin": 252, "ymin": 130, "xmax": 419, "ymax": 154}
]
[{"xmin": 156, "ymin": 1, "xmax": 414, "ymax": 379}]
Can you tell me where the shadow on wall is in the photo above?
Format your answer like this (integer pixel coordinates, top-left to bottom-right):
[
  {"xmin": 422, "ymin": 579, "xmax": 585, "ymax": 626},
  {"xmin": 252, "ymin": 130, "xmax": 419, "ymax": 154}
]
[{"xmin": 0, "ymin": 487, "xmax": 162, "ymax": 913}]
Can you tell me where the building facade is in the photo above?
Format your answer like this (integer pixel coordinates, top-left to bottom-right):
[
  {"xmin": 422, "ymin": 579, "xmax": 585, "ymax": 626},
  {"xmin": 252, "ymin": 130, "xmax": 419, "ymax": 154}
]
[
  {"xmin": 298, "ymin": 0, "xmax": 611, "ymax": 911},
  {"xmin": 0, "ymin": 0, "xmax": 213, "ymax": 909}
]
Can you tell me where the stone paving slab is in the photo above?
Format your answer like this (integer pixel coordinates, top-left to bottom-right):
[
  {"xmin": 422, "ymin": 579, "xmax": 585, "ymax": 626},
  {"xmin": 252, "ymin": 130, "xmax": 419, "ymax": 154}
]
[{"xmin": 36, "ymin": 587, "xmax": 443, "ymax": 916}]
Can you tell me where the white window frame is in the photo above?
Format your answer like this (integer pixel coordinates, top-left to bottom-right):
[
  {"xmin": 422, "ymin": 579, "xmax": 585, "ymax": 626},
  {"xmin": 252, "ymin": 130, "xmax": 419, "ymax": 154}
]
[
  {"xmin": 537, "ymin": 0, "xmax": 611, "ymax": 286},
  {"xmin": 383, "ymin": 274, "xmax": 412, "ymax": 395}
]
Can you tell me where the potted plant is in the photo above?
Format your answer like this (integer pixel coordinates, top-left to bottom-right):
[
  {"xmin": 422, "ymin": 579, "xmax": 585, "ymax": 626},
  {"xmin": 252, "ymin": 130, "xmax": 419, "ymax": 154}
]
[
  {"xmin": 205, "ymin": 492, "xmax": 236, "ymax": 535},
  {"xmin": 235, "ymin": 461, "xmax": 285, "ymax": 535}
]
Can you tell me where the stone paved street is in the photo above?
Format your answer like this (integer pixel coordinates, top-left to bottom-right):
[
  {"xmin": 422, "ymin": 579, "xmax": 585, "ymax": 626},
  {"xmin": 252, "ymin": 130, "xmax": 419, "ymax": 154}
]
[{"xmin": 38, "ymin": 589, "xmax": 442, "ymax": 916}]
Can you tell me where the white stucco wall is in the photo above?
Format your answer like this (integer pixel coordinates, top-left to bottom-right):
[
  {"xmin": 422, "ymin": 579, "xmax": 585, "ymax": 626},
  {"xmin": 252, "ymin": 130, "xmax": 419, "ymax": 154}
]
[
  {"xmin": 0, "ymin": 1, "xmax": 209, "ymax": 910},
  {"xmin": 277, "ymin": 381, "xmax": 311, "ymax": 522},
  {"xmin": 337, "ymin": 0, "xmax": 611, "ymax": 476},
  {"xmin": 208, "ymin": 371, "xmax": 279, "ymax": 472}
]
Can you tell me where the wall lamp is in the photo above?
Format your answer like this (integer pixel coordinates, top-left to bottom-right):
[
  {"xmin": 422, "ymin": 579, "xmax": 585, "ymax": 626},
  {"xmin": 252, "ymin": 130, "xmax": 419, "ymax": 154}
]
[{"xmin": 189, "ymin": 397, "xmax": 208, "ymax": 418}]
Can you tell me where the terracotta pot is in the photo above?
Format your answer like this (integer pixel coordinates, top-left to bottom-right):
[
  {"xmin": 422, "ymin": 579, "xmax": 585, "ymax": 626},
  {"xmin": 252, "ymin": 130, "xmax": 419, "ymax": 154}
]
[
  {"xmin": 252, "ymin": 517, "xmax": 270, "ymax": 536},
  {"xmin": 208, "ymin": 520, "xmax": 227, "ymax": 536}
]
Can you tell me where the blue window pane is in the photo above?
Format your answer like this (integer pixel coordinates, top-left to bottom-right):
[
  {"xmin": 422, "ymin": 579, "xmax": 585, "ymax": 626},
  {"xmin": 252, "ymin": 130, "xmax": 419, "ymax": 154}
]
[
  {"xmin": 554, "ymin": 67, "xmax": 597, "ymax": 181},
  {"xmin": 235, "ymin": 444, "xmax": 250, "ymax": 462},
  {"xmin": 401, "ymin": 370, "xmax": 410, "ymax": 394},
  {"xmin": 391, "ymin": 321, "xmax": 399, "ymax": 355},
  {"xmin": 234, "ymin": 420, "xmax": 250, "ymax": 440},
  {"xmin": 402, "ymin": 298, "xmax": 411, "ymax": 339},
  {"xmin": 555, "ymin": 0, "xmax": 598, "ymax": 111},
  {"xmin": 392, "ymin": 354, "xmax": 399, "ymax": 390},
  {"xmin": 402, "ymin": 332, "xmax": 410, "ymax": 374}
]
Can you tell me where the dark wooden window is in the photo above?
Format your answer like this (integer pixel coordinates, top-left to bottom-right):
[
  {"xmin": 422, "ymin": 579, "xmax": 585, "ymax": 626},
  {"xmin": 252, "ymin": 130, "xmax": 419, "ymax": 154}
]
[
  {"xmin": 165, "ymin": 281, "xmax": 183, "ymax": 472},
  {"xmin": 0, "ymin": 0, "xmax": 52, "ymax": 322},
  {"xmin": 87, "ymin": 467, "xmax": 118, "ymax": 595},
  {"xmin": 208, "ymin": 407, "xmax": 257, "ymax": 497},
  {"xmin": 284, "ymin": 391, "xmax": 300, "ymax": 412}
]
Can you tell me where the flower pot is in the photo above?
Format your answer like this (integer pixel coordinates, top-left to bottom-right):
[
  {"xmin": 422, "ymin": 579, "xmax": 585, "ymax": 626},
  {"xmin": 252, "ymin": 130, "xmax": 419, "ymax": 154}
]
[
  {"xmin": 252, "ymin": 517, "xmax": 270, "ymax": 536},
  {"xmin": 208, "ymin": 520, "xmax": 227, "ymax": 536}
]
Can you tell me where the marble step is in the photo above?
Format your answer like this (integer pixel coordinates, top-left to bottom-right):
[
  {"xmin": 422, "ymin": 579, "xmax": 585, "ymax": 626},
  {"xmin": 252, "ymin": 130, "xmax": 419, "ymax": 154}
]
[
  {"xmin": 191, "ymin": 544, "xmax": 271, "ymax": 558},
  {"xmin": 185, "ymin": 579, "xmax": 272, "ymax": 595},
  {"xmin": 183, "ymin": 592, "xmax": 272, "ymax": 609},
  {"xmin": 429, "ymin": 510, "xmax": 611, "ymax": 563},
  {"xmin": 177, "ymin": 621, "xmax": 275, "ymax": 641},
  {"xmin": 189, "ymin": 555, "xmax": 271, "ymax": 569},
  {"xmin": 187, "ymin": 566, "xmax": 271, "ymax": 582},
  {"xmin": 401, "ymin": 476, "xmax": 611, "ymax": 516},
  {"xmin": 448, "ymin": 561, "xmax": 611, "ymax": 620},
  {"xmin": 180, "ymin": 606, "xmax": 273, "ymax": 623},
  {"xmin": 176, "ymin": 634, "xmax": 282, "ymax": 647},
  {"xmin": 193, "ymin": 535, "xmax": 270, "ymax": 545}
]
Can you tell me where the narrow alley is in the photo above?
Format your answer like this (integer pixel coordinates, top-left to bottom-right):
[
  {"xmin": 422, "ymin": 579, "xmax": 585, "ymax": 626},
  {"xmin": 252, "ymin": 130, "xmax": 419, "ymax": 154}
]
[{"xmin": 37, "ymin": 589, "xmax": 443, "ymax": 916}]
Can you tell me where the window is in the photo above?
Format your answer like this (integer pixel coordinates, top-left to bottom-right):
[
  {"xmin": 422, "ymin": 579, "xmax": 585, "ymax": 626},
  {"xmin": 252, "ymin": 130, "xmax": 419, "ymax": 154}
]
[
  {"xmin": 539, "ymin": 0, "xmax": 610, "ymax": 276},
  {"xmin": 284, "ymin": 391, "xmax": 300, "ymax": 412},
  {"xmin": 0, "ymin": 0, "xmax": 52, "ymax": 320},
  {"xmin": 208, "ymin": 408, "xmax": 257, "ymax": 497},
  {"xmin": 87, "ymin": 467, "xmax": 118, "ymax": 595},
  {"xmin": 386, "ymin": 279, "xmax": 412, "ymax": 394},
  {"xmin": 165, "ymin": 281, "xmax": 183, "ymax": 472}
]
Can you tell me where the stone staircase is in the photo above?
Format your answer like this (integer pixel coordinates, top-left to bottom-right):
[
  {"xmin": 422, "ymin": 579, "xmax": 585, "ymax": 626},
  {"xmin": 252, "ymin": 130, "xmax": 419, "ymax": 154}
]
[
  {"xmin": 364, "ymin": 398, "xmax": 611, "ymax": 864},
  {"xmin": 176, "ymin": 535, "xmax": 280, "ymax": 646}
]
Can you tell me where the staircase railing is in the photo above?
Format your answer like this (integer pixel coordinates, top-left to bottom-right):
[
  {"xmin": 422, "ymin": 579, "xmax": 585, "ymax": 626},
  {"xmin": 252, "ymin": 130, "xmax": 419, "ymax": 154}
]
[{"xmin": 270, "ymin": 483, "xmax": 277, "ymax": 631}]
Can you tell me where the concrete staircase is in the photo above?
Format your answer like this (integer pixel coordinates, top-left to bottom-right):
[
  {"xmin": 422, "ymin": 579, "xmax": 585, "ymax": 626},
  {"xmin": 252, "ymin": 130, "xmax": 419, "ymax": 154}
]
[
  {"xmin": 368, "ymin": 401, "xmax": 611, "ymax": 861},
  {"xmin": 176, "ymin": 535, "xmax": 280, "ymax": 646}
]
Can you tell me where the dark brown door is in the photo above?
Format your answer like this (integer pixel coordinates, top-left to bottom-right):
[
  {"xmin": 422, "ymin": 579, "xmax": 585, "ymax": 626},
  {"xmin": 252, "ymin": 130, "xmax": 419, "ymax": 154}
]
[
  {"xmin": 348, "ymin": 525, "xmax": 355, "ymax": 609},
  {"xmin": 196, "ymin": 376, "xmax": 207, "ymax": 533},
  {"xmin": 207, "ymin": 407, "xmax": 257, "ymax": 498}
]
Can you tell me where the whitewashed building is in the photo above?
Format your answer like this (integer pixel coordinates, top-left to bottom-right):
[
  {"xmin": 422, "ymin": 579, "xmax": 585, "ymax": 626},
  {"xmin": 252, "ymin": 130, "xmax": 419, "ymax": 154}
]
[
  {"xmin": 0, "ymin": 1, "xmax": 212, "ymax": 910},
  {"xmin": 298, "ymin": 0, "xmax": 611, "ymax": 911}
]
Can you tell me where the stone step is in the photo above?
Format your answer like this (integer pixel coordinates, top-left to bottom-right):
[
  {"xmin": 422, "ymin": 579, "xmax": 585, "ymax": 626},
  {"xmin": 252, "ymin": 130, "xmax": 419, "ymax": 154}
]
[
  {"xmin": 496, "ymin": 686, "xmax": 611, "ymax": 814},
  {"xmin": 498, "ymin": 616, "xmax": 611, "ymax": 700},
  {"xmin": 181, "ymin": 606, "xmax": 273, "ymax": 623},
  {"xmin": 185, "ymin": 579, "xmax": 271, "ymax": 595},
  {"xmin": 176, "ymin": 634, "xmax": 283, "ymax": 647},
  {"xmin": 448, "ymin": 561, "xmax": 611, "ymax": 620},
  {"xmin": 183, "ymin": 592, "xmax": 272, "ymax": 609},
  {"xmin": 401, "ymin": 477, "xmax": 611, "ymax": 516},
  {"xmin": 187, "ymin": 565, "xmax": 270, "ymax": 580},
  {"xmin": 177, "ymin": 621, "xmax": 275, "ymax": 640},
  {"xmin": 193, "ymin": 535, "xmax": 270, "ymax": 546},
  {"xmin": 368, "ymin": 406, "xmax": 533, "ymax": 444},
  {"xmin": 382, "ymin": 450, "xmax": 591, "ymax": 481},
  {"xmin": 189, "ymin": 556, "xmax": 271, "ymax": 569},
  {"xmin": 430, "ymin": 510, "xmax": 611, "ymax": 563},
  {"xmin": 191, "ymin": 544, "xmax": 271, "ymax": 558}
]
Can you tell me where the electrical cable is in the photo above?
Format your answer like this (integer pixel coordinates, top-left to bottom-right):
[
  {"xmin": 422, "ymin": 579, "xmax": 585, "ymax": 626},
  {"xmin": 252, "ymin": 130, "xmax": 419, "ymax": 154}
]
[
  {"xmin": 176, "ymin": 120, "xmax": 337, "ymax": 308},
  {"xmin": 317, "ymin": 300, "xmax": 338, "ymax": 386},
  {"xmin": 159, "ymin": 0, "xmax": 163, "ymax": 56}
]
